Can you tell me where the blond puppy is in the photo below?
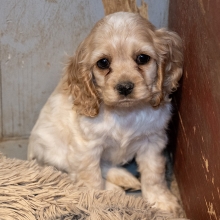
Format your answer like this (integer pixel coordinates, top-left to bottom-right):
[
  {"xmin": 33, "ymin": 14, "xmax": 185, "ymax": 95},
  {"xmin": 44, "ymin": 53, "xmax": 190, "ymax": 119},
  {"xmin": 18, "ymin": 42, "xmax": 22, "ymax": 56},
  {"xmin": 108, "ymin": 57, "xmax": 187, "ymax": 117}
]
[{"xmin": 28, "ymin": 12, "xmax": 183, "ymax": 215}]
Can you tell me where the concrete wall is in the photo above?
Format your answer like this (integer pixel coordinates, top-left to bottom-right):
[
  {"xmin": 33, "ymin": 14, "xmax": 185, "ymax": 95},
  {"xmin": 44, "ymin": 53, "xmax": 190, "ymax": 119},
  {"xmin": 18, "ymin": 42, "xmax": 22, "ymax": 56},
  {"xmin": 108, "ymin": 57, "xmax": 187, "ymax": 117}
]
[{"xmin": 0, "ymin": 0, "xmax": 105, "ymax": 138}]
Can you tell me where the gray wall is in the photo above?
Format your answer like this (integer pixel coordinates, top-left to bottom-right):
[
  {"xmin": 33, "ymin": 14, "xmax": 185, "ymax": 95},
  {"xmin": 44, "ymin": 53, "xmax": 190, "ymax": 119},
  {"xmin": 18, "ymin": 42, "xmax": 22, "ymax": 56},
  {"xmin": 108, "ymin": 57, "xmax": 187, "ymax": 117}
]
[{"xmin": 0, "ymin": 0, "xmax": 169, "ymax": 140}]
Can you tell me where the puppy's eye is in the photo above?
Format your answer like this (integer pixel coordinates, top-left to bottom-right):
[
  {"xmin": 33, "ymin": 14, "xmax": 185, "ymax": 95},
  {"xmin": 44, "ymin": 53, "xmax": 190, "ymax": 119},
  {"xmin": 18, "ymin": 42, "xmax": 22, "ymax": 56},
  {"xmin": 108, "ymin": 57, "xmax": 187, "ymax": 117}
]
[
  {"xmin": 97, "ymin": 58, "xmax": 110, "ymax": 69},
  {"xmin": 136, "ymin": 54, "xmax": 151, "ymax": 65}
]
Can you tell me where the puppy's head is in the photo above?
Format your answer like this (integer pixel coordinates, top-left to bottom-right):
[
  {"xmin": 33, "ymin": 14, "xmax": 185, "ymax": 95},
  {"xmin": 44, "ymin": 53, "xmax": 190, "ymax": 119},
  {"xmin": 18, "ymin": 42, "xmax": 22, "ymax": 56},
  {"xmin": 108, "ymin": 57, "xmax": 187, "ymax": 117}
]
[{"xmin": 66, "ymin": 12, "xmax": 183, "ymax": 117}]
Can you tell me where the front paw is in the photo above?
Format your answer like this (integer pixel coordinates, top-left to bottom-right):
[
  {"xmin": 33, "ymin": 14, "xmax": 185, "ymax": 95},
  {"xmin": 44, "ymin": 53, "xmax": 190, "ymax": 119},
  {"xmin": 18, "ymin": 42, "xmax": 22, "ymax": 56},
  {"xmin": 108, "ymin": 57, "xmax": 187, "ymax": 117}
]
[{"xmin": 148, "ymin": 192, "xmax": 184, "ymax": 217}]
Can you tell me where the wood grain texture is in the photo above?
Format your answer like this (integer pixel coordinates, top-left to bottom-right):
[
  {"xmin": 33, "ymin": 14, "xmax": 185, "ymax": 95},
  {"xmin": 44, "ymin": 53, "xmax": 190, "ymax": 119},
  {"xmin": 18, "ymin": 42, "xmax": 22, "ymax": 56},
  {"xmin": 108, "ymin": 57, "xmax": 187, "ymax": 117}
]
[
  {"xmin": 102, "ymin": 0, "xmax": 148, "ymax": 18},
  {"xmin": 169, "ymin": 0, "xmax": 220, "ymax": 219},
  {"xmin": 102, "ymin": 0, "xmax": 170, "ymax": 28}
]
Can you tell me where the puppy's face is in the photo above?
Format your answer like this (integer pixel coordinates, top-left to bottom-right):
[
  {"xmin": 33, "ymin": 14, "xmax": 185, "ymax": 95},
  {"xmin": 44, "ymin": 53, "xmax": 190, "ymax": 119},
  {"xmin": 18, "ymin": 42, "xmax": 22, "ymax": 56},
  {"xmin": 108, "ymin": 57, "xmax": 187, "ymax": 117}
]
[
  {"xmin": 90, "ymin": 21, "xmax": 157, "ymax": 106},
  {"xmin": 67, "ymin": 12, "xmax": 183, "ymax": 116}
]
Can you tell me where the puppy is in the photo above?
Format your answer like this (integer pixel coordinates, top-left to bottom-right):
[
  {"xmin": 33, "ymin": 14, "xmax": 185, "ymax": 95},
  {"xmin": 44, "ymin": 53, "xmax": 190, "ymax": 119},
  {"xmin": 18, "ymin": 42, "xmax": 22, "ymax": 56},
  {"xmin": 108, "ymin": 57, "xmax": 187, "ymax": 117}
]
[{"xmin": 28, "ymin": 12, "xmax": 183, "ymax": 215}]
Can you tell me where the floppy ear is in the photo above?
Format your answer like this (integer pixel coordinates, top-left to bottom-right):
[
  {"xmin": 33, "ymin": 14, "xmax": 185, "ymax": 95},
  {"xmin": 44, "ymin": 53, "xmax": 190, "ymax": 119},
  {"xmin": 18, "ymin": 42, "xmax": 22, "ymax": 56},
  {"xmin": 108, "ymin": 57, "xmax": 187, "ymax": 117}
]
[
  {"xmin": 64, "ymin": 41, "xmax": 100, "ymax": 117},
  {"xmin": 151, "ymin": 29, "xmax": 183, "ymax": 107}
]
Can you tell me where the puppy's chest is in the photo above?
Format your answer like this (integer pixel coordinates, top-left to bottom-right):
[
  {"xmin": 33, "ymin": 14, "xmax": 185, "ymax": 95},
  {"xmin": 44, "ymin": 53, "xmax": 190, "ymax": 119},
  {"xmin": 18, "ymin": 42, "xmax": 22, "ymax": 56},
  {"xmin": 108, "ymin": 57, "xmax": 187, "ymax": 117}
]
[{"xmin": 79, "ymin": 104, "xmax": 171, "ymax": 149}]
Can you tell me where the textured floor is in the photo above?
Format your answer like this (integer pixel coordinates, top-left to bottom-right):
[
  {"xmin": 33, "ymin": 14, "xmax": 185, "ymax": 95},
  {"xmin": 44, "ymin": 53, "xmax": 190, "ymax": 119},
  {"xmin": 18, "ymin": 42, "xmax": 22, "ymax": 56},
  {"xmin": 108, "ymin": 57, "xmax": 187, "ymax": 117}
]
[{"xmin": 0, "ymin": 138, "xmax": 186, "ymax": 216}]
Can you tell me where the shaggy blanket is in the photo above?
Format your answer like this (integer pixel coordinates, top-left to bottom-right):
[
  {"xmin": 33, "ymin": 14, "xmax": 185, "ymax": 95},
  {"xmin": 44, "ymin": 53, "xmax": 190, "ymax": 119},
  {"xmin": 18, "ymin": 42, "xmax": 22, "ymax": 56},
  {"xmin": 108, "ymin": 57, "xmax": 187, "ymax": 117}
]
[{"xmin": 0, "ymin": 154, "xmax": 187, "ymax": 220}]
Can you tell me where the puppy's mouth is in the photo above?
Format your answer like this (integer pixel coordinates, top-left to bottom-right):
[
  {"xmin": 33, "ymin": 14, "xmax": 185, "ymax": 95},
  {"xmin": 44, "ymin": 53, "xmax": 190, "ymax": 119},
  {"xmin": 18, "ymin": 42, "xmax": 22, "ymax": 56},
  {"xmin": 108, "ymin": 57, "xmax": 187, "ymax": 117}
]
[{"xmin": 116, "ymin": 99, "xmax": 138, "ymax": 107}]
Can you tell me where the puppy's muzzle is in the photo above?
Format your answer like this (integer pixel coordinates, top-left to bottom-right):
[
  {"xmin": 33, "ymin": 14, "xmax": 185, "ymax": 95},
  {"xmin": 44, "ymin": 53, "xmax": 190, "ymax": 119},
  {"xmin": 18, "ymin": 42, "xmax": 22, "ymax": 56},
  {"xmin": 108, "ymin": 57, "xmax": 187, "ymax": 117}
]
[{"xmin": 115, "ymin": 81, "xmax": 134, "ymax": 96}]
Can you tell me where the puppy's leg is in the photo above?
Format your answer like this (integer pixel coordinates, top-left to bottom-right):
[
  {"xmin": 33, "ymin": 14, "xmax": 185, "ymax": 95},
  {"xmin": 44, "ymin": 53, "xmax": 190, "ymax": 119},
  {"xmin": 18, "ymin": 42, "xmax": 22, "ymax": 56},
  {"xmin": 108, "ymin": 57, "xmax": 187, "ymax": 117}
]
[
  {"xmin": 136, "ymin": 133, "xmax": 182, "ymax": 216},
  {"xmin": 104, "ymin": 180, "xmax": 124, "ymax": 191},
  {"xmin": 101, "ymin": 162, "xmax": 141, "ymax": 191},
  {"xmin": 67, "ymin": 148, "xmax": 104, "ymax": 189}
]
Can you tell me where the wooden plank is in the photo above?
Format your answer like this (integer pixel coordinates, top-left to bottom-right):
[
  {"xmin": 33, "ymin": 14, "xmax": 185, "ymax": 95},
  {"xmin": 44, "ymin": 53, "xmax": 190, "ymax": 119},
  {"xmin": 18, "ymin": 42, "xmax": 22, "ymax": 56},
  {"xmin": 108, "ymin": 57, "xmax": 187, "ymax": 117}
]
[
  {"xmin": 102, "ymin": 0, "xmax": 148, "ymax": 19},
  {"xmin": 0, "ymin": 0, "xmax": 104, "ymax": 138},
  {"xmin": 101, "ymin": 0, "xmax": 170, "ymax": 28},
  {"xmin": 169, "ymin": 0, "xmax": 220, "ymax": 219}
]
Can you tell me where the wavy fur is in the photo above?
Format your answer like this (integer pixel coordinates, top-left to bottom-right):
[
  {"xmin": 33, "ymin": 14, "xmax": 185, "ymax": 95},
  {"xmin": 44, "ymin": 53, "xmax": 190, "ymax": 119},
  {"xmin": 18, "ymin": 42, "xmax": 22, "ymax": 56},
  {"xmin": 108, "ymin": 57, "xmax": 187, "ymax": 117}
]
[{"xmin": 28, "ymin": 12, "xmax": 183, "ymax": 217}]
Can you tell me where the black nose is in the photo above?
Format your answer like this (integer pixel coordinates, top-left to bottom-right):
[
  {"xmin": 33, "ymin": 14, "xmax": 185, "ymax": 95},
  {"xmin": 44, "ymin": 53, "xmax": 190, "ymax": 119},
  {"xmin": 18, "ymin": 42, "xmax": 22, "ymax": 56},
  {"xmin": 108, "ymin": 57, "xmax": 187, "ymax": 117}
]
[{"xmin": 115, "ymin": 81, "xmax": 134, "ymax": 96}]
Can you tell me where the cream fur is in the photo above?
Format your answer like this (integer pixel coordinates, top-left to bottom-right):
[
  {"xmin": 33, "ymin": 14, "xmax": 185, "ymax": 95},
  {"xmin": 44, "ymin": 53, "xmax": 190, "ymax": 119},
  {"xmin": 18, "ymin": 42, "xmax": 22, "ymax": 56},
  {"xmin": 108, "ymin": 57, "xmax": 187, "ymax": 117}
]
[{"xmin": 28, "ymin": 12, "xmax": 183, "ymax": 216}]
